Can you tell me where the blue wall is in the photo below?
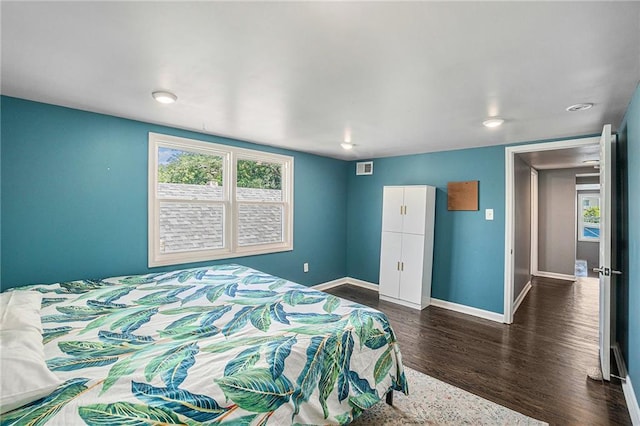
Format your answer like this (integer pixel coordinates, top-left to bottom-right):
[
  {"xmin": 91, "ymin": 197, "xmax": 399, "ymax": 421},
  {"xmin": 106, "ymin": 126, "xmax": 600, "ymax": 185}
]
[
  {"xmin": 346, "ymin": 146, "xmax": 506, "ymax": 314},
  {"xmin": 620, "ymin": 83, "xmax": 640, "ymax": 400},
  {"xmin": 3, "ymin": 93, "xmax": 638, "ymax": 395},
  {"xmin": 0, "ymin": 97, "xmax": 3, "ymax": 283},
  {"xmin": 0, "ymin": 97, "xmax": 348, "ymax": 289}
]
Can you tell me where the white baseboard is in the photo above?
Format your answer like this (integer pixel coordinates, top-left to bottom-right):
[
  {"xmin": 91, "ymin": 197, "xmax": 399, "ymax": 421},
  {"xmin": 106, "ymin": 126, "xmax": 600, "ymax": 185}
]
[
  {"xmin": 314, "ymin": 278, "xmax": 503, "ymax": 323},
  {"xmin": 345, "ymin": 277, "xmax": 379, "ymax": 291},
  {"xmin": 313, "ymin": 277, "xmax": 378, "ymax": 292},
  {"xmin": 512, "ymin": 280, "xmax": 532, "ymax": 315},
  {"xmin": 613, "ymin": 344, "xmax": 640, "ymax": 425},
  {"xmin": 312, "ymin": 278, "xmax": 348, "ymax": 291},
  {"xmin": 534, "ymin": 271, "xmax": 576, "ymax": 281},
  {"xmin": 430, "ymin": 298, "xmax": 504, "ymax": 323},
  {"xmin": 624, "ymin": 375, "xmax": 640, "ymax": 425}
]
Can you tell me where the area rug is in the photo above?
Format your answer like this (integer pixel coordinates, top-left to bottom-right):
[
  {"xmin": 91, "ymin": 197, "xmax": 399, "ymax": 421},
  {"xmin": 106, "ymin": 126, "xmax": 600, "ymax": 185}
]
[{"xmin": 352, "ymin": 367, "xmax": 547, "ymax": 425}]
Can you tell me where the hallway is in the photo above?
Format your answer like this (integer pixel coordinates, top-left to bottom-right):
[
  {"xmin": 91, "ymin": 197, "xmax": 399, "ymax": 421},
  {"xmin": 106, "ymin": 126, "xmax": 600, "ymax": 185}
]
[{"xmin": 325, "ymin": 276, "xmax": 630, "ymax": 424}]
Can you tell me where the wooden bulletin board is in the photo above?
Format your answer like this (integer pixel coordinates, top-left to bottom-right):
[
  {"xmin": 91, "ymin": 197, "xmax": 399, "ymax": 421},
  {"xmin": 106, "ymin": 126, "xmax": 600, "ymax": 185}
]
[{"xmin": 447, "ymin": 181, "xmax": 479, "ymax": 211}]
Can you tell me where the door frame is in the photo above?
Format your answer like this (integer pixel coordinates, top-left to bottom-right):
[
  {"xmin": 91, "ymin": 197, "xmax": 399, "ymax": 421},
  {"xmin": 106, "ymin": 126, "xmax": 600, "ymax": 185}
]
[
  {"xmin": 503, "ymin": 136, "xmax": 600, "ymax": 324},
  {"xmin": 530, "ymin": 168, "xmax": 539, "ymax": 276}
]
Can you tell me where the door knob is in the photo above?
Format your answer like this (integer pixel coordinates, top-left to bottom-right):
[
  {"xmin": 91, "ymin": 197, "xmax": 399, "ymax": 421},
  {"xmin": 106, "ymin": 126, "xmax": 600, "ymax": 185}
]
[{"xmin": 593, "ymin": 267, "xmax": 611, "ymax": 276}]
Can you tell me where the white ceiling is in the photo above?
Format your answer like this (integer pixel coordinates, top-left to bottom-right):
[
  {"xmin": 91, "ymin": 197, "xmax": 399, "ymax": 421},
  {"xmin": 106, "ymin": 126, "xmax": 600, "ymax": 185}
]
[
  {"xmin": 516, "ymin": 144, "xmax": 601, "ymax": 170},
  {"xmin": 2, "ymin": 2, "xmax": 639, "ymax": 160}
]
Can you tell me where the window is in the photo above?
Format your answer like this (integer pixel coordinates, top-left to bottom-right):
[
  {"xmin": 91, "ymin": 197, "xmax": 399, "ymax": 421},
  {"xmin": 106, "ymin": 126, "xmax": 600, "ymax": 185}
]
[
  {"xmin": 148, "ymin": 133, "xmax": 293, "ymax": 267},
  {"xmin": 578, "ymin": 193, "xmax": 600, "ymax": 242}
]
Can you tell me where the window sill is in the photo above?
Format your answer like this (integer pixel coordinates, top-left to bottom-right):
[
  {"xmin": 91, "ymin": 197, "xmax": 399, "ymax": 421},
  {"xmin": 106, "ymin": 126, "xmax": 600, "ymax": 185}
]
[{"xmin": 148, "ymin": 245, "xmax": 294, "ymax": 268}]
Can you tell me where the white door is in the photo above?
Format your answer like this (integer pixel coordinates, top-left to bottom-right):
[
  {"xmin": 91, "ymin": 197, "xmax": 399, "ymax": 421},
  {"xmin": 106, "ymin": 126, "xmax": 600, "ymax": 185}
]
[
  {"xmin": 398, "ymin": 233, "xmax": 425, "ymax": 303},
  {"xmin": 597, "ymin": 124, "xmax": 612, "ymax": 381},
  {"xmin": 379, "ymin": 231, "xmax": 402, "ymax": 298},
  {"xmin": 382, "ymin": 187, "xmax": 404, "ymax": 233},
  {"xmin": 403, "ymin": 186, "xmax": 427, "ymax": 235}
]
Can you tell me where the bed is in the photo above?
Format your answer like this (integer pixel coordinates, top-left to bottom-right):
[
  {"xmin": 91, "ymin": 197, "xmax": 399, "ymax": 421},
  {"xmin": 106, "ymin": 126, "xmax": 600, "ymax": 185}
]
[{"xmin": 1, "ymin": 264, "xmax": 408, "ymax": 425}]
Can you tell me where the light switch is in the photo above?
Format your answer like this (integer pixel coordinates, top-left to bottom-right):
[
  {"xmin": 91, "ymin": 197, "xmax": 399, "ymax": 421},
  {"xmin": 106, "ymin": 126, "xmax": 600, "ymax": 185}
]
[{"xmin": 485, "ymin": 209, "xmax": 494, "ymax": 220}]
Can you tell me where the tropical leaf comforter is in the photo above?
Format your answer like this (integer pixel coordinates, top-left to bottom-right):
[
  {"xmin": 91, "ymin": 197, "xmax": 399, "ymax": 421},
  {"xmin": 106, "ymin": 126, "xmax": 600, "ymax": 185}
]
[{"xmin": 2, "ymin": 264, "xmax": 408, "ymax": 425}]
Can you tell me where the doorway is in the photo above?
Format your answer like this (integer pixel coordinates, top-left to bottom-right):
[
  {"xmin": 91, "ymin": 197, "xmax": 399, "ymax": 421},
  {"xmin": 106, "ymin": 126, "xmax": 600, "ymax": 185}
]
[{"xmin": 504, "ymin": 136, "xmax": 600, "ymax": 323}]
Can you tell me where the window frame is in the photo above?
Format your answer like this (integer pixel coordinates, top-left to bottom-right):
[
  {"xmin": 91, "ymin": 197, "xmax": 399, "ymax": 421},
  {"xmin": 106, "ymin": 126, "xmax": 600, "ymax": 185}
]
[
  {"xmin": 148, "ymin": 132, "xmax": 293, "ymax": 267},
  {"xmin": 577, "ymin": 192, "xmax": 600, "ymax": 243}
]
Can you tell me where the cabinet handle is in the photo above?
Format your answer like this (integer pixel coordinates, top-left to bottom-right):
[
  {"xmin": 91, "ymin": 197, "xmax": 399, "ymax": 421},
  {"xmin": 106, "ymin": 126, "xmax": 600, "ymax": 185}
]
[
  {"xmin": 404, "ymin": 205, "xmax": 407, "ymax": 215},
  {"xmin": 401, "ymin": 262, "xmax": 404, "ymax": 271},
  {"xmin": 400, "ymin": 205, "xmax": 403, "ymax": 215},
  {"xmin": 397, "ymin": 261, "xmax": 400, "ymax": 271}
]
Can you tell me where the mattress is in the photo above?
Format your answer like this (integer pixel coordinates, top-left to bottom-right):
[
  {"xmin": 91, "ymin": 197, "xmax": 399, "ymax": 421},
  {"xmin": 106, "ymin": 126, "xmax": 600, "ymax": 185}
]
[{"xmin": 1, "ymin": 264, "xmax": 408, "ymax": 425}]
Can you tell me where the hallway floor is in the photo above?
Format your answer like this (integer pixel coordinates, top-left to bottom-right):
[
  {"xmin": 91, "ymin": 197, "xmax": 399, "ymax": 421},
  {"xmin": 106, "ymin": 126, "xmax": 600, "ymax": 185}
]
[{"xmin": 325, "ymin": 276, "xmax": 630, "ymax": 425}]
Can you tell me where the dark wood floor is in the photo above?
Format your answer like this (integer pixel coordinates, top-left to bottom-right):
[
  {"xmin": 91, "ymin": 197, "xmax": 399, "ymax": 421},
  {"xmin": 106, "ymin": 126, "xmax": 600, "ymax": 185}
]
[{"xmin": 325, "ymin": 276, "xmax": 631, "ymax": 425}]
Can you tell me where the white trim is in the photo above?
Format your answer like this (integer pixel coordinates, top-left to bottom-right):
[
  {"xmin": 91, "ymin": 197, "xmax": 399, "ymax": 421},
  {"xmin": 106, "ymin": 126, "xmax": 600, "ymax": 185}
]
[
  {"xmin": 430, "ymin": 298, "xmax": 504, "ymax": 323},
  {"xmin": 624, "ymin": 375, "xmax": 640, "ymax": 426},
  {"xmin": 531, "ymin": 168, "xmax": 539, "ymax": 276},
  {"xmin": 345, "ymin": 277, "xmax": 379, "ymax": 291},
  {"xmin": 504, "ymin": 149, "xmax": 515, "ymax": 323},
  {"xmin": 613, "ymin": 344, "xmax": 640, "ymax": 425},
  {"xmin": 312, "ymin": 278, "xmax": 348, "ymax": 291},
  {"xmin": 316, "ymin": 279, "xmax": 504, "ymax": 322},
  {"xmin": 513, "ymin": 280, "xmax": 532, "ymax": 315},
  {"xmin": 575, "ymin": 173, "xmax": 600, "ymax": 177},
  {"xmin": 576, "ymin": 184, "xmax": 600, "ymax": 191},
  {"xmin": 313, "ymin": 277, "xmax": 378, "ymax": 292},
  {"xmin": 147, "ymin": 132, "xmax": 294, "ymax": 267},
  {"xmin": 534, "ymin": 271, "xmax": 576, "ymax": 281},
  {"xmin": 504, "ymin": 136, "xmax": 600, "ymax": 324}
]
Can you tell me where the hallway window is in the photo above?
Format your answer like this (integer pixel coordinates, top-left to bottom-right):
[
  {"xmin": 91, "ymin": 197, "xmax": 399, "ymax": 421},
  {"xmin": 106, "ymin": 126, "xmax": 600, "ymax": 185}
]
[{"xmin": 578, "ymin": 193, "xmax": 600, "ymax": 241}]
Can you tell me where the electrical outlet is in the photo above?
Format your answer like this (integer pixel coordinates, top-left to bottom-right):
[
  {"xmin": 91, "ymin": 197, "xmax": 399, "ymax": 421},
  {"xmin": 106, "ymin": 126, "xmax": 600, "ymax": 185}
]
[
  {"xmin": 485, "ymin": 209, "xmax": 494, "ymax": 221},
  {"xmin": 303, "ymin": 263, "xmax": 309, "ymax": 273}
]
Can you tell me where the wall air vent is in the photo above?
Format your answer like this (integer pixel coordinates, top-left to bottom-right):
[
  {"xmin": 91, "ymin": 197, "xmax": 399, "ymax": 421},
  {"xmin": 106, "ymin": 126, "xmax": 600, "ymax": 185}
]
[{"xmin": 356, "ymin": 161, "xmax": 373, "ymax": 176}]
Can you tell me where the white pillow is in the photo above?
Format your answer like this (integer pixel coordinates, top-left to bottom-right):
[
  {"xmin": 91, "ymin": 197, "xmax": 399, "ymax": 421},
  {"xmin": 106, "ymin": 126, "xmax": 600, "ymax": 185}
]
[
  {"xmin": 0, "ymin": 291, "xmax": 63, "ymax": 414},
  {"xmin": 0, "ymin": 291, "xmax": 44, "ymax": 332}
]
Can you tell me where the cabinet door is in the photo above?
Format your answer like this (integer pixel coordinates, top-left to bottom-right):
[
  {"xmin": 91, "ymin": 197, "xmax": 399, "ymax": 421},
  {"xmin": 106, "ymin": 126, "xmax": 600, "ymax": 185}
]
[
  {"xmin": 379, "ymin": 231, "xmax": 402, "ymax": 298},
  {"xmin": 399, "ymin": 233, "xmax": 425, "ymax": 303},
  {"xmin": 402, "ymin": 186, "xmax": 427, "ymax": 235},
  {"xmin": 381, "ymin": 187, "xmax": 404, "ymax": 233}
]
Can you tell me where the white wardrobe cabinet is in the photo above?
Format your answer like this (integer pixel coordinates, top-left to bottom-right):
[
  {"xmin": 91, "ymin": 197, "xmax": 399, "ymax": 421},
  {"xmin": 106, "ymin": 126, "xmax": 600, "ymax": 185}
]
[{"xmin": 379, "ymin": 185, "xmax": 436, "ymax": 310}]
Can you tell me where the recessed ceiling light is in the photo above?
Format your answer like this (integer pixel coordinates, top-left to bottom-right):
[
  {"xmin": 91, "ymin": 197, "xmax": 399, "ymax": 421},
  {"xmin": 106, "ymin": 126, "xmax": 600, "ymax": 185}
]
[
  {"xmin": 341, "ymin": 142, "xmax": 354, "ymax": 150},
  {"xmin": 566, "ymin": 103, "xmax": 593, "ymax": 112},
  {"xmin": 482, "ymin": 118, "xmax": 504, "ymax": 128},
  {"xmin": 152, "ymin": 91, "xmax": 177, "ymax": 104}
]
